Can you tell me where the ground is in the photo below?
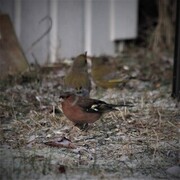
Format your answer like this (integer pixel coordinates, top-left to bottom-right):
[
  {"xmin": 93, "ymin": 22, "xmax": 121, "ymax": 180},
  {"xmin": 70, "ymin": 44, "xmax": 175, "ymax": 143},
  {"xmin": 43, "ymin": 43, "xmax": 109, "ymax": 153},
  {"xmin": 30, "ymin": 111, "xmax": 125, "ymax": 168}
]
[{"xmin": 0, "ymin": 49, "xmax": 179, "ymax": 179}]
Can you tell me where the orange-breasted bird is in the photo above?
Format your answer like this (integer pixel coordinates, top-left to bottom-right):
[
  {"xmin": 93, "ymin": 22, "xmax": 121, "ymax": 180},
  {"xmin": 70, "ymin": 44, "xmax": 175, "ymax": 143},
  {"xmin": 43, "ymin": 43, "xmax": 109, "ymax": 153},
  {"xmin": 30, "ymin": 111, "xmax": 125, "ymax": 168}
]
[
  {"xmin": 59, "ymin": 92, "xmax": 132, "ymax": 126},
  {"xmin": 64, "ymin": 52, "xmax": 91, "ymax": 97},
  {"xmin": 91, "ymin": 56, "xmax": 128, "ymax": 89}
]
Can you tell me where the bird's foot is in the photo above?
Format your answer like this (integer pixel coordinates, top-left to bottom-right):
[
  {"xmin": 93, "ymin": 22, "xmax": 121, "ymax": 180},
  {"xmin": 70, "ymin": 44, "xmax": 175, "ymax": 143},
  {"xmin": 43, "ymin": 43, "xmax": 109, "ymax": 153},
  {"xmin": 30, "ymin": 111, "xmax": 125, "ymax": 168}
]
[{"xmin": 75, "ymin": 123, "xmax": 89, "ymax": 131}]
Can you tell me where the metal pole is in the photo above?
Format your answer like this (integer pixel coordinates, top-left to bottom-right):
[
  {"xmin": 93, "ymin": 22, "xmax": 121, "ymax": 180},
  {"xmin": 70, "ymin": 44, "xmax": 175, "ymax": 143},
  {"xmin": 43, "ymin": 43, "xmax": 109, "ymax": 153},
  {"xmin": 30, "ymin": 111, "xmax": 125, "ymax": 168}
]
[{"xmin": 172, "ymin": 0, "xmax": 180, "ymax": 100}]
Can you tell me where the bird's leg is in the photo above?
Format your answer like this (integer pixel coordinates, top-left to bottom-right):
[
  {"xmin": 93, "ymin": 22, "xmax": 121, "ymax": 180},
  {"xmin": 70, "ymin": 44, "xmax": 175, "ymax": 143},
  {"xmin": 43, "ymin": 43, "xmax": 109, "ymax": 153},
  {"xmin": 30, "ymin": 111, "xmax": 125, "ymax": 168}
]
[
  {"xmin": 100, "ymin": 117, "xmax": 106, "ymax": 130},
  {"xmin": 75, "ymin": 123, "xmax": 89, "ymax": 131}
]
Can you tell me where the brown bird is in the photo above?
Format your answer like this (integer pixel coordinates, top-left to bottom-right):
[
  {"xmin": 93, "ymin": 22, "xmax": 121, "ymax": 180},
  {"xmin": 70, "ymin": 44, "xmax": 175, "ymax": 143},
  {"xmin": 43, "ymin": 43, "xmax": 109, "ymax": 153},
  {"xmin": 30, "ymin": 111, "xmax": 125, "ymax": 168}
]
[
  {"xmin": 59, "ymin": 92, "xmax": 132, "ymax": 126},
  {"xmin": 64, "ymin": 52, "xmax": 91, "ymax": 97},
  {"xmin": 91, "ymin": 56, "xmax": 128, "ymax": 89}
]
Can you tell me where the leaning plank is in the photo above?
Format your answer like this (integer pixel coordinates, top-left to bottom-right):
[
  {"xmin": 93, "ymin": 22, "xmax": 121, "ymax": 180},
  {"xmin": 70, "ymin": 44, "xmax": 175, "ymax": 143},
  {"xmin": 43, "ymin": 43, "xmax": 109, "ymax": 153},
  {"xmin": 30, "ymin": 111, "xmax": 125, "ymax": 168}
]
[{"xmin": 0, "ymin": 14, "xmax": 29, "ymax": 80}]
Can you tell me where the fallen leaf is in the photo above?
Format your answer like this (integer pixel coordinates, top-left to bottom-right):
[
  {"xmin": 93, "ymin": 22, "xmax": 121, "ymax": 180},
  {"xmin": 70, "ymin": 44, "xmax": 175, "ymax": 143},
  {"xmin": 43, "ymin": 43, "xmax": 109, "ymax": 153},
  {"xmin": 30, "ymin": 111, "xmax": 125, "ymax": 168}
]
[{"xmin": 44, "ymin": 136, "xmax": 76, "ymax": 149}]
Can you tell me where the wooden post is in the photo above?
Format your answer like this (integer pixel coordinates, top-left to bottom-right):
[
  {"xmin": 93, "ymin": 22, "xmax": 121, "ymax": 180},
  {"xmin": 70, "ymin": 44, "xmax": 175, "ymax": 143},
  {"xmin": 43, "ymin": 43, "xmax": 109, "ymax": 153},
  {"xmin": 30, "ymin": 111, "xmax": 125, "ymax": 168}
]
[{"xmin": 0, "ymin": 14, "xmax": 29, "ymax": 80}]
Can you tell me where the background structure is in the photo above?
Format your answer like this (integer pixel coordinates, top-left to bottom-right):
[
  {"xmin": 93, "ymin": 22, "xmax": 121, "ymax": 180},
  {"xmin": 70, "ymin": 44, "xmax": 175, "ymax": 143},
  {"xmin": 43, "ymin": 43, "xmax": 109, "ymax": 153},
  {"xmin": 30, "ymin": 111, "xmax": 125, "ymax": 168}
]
[{"xmin": 0, "ymin": 0, "xmax": 138, "ymax": 64}]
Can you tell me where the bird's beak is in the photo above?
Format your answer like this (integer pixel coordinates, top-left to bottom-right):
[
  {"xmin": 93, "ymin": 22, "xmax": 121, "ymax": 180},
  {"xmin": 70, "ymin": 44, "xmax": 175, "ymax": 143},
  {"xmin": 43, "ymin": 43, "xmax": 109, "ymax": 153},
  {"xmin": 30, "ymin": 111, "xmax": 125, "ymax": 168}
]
[{"xmin": 59, "ymin": 97, "xmax": 64, "ymax": 102}]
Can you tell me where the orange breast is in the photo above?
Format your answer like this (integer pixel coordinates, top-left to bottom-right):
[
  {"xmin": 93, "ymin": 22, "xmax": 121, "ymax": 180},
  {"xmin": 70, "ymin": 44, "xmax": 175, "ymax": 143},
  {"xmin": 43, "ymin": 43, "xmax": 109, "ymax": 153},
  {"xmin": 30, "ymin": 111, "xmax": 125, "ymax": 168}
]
[{"xmin": 62, "ymin": 101, "xmax": 101, "ymax": 124}]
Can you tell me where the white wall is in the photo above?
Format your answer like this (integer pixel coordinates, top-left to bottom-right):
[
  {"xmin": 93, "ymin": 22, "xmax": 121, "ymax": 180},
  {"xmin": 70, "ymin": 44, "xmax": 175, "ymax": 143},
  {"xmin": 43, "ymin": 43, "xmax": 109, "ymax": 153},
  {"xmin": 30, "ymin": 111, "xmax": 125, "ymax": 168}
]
[
  {"xmin": 110, "ymin": 0, "xmax": 138, "ymax": 40},
  {"xmin": 0, "ymin": 0, "xmax": 138, "ymax": 64},
  {"xmin": 57, "ymin": 0, "xmax": 84, "ymax": 59},
  {"xmin": 91, "ymin": 0, "xmax": 114, "ymax": 56},
  {"xmin": 20, "ymin": 0, "xmax": 49, "ymax": 64}
]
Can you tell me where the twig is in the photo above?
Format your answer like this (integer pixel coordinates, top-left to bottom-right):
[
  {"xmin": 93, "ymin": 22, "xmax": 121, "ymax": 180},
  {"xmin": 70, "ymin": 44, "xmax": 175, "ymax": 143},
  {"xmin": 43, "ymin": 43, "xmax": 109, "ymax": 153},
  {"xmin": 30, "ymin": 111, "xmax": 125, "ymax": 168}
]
[
  {"xmin": 152, "ymin": 129, "xmax": 159, "ymax": 160},
  {"xmin": 26, "ymin": 16, "xmax": 52, "ymax": 53}
]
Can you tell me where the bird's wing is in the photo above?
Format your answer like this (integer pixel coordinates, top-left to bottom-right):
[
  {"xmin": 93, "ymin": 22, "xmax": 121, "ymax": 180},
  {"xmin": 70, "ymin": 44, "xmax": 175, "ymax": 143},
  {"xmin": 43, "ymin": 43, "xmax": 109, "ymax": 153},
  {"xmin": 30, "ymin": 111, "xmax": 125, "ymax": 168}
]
[
  {"xmin": 76, "ymin": 97, "xmax": 118, "ymax": 113},
  {"xmin": 76, "ymin": 98, "xmax": 106, "ymax": 113}
]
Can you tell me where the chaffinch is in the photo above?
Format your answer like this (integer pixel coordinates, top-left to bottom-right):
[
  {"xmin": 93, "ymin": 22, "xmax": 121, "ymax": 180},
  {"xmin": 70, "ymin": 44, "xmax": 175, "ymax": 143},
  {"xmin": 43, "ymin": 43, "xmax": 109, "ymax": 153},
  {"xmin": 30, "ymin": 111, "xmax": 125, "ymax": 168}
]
[
  {"xmin": 59, "ymin": 92, "xmax": 132, "ymax": 126},
  {"xmin": 64, "ymin": 52, "xmax": 91, "ymax": 97},
  {"xmin": 91, "ymin": 56, "xmax": 128, "ymax": 89}
]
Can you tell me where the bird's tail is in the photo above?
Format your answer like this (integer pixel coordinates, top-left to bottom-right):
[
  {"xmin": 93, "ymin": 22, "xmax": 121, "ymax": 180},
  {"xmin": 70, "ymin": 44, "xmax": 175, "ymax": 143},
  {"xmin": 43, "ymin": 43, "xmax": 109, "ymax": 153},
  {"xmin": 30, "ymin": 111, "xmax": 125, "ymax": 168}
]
[
  {"xmin": 111, "ymin": 103, "xmax": 133, "ymax": 108},
  {"xmin": 98, "ymin": 103, "xmax": 133, "ymax": 113}
]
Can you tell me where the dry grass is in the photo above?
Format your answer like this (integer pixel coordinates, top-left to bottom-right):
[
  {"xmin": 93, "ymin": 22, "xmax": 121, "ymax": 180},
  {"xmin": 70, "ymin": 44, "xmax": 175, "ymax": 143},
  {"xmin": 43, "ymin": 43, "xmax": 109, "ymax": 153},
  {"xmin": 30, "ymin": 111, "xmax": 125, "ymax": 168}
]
[{"xmin": 0, "ymin": 49, "xmax": 179, "ymax": 179}]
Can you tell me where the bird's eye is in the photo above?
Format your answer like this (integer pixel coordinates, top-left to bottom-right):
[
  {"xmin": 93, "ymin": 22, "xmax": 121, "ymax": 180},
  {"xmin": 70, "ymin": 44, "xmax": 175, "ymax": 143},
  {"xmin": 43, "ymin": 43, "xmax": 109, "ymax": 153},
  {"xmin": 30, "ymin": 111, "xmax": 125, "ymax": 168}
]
[{"xmin": 59, "ymin": 95, "xmax": 64, "ymax": 99}]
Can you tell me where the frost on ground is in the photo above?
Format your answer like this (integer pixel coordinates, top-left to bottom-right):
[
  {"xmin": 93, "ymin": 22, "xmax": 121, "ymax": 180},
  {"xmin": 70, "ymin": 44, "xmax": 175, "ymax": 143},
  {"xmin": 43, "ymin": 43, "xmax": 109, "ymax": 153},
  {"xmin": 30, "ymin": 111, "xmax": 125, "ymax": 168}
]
[{"xmin": 0, "ymin": 50, "xmax": 179, "ymax": 179}]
